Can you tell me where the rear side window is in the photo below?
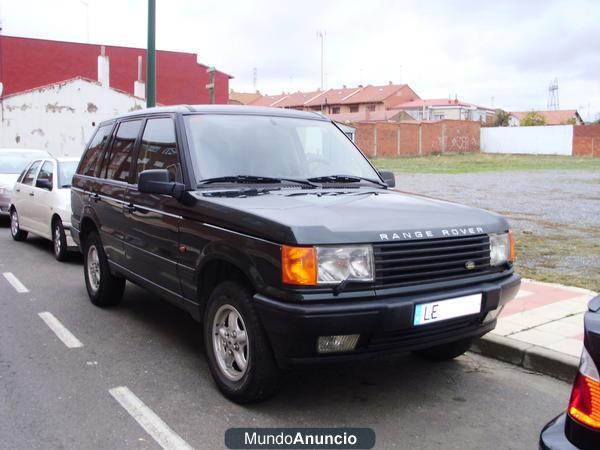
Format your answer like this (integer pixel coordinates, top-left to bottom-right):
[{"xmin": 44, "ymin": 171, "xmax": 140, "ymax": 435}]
[
  {"xmin": 79, "ymin": 124, "xmax": 112, "ymax": 177},
  {"xmin": 136, "ymin": 118, "xmax": 180, "ymax": 182},
  {"xmin": 104, "ymin": 120, "xmax": 142, "ymax": 182},
  {"xmin": 22, "ymin": 160, "xmax": 41, "ymax": 186}
]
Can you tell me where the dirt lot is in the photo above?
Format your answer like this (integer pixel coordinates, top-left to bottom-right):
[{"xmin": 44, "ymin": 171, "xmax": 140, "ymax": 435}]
[{"xmin": 385, "ymin": 168, "xmax": 599, "ymax": 292}]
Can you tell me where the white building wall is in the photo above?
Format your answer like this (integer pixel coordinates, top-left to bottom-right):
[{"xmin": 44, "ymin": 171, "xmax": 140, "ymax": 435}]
[
  {"xmin": 0, "ymin": 78, "xmax": 145, "ymax": 158},
  {"xmin": 481, "ymin": 125, "xmax": 573, "ymax": 155}
]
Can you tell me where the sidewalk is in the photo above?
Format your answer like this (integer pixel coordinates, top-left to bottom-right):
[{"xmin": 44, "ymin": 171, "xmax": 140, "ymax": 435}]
[{"xmin": 472, "ymin": 279, "xmax": 597, "ymax": 381}]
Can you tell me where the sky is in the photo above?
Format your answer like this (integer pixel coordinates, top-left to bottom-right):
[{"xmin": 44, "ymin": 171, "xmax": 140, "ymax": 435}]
[{"xmin": 1, "ymin": 0, "xmax": 599, "ymax": 120}]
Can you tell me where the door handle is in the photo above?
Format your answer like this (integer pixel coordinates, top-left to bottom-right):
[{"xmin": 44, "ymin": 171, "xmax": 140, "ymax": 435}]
[
  {"xmin": 15, "ymin": 188, "xmax": 20, "ymax": 193},
  {"xmin": 124, "ymin": 204, "xmax": 135, "ymax": 213},
  {"xmin": 89, "ymin": 193, "xmax": 100, "ymax": 202},
  {"xmin": 29, "ymin": 192, "xmax": 34, "ymax": 197}
]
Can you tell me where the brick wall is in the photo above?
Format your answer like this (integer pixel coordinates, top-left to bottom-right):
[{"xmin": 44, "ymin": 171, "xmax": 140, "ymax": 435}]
[
  {"xmin": 573, "ymin": 125, "xmax": 600, "ymax": 157},
  {"xmin": 355, "ymin": 120, "xmax": 480, "ymax": 157}
]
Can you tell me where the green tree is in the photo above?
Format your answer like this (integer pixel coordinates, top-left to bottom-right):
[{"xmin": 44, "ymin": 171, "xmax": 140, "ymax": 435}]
[
  {"xmin": 493, "ymin": 109, "xmax": 511, "ymax": 127},
  {"xmin": 520, "ymin": 111, "xmax": 547, "ymax": 126}
]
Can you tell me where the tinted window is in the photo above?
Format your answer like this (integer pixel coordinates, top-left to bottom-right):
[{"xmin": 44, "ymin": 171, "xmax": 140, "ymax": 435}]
[
  {"xmin": 79, "ymin": 124, "xmax": 112, "ymax": 177},
  {"xmin": 136, "ymin": 118, "xmax": 179, "ymax": 182},
  {"xmin": 37, "ymin": 161, "xmax": 54, "ymax": 189},
  {"xmin": 22, "ymin": 160, "xmax": 41, "ymax": 186},
  {"xmin": 104, "ymin": 120, "xmax": 142, "ymax": 181}
]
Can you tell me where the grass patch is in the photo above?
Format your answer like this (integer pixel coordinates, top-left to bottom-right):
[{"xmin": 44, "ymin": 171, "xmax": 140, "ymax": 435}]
[{"xmin": 371, "ymin": 153, "xmax": 600, "ymax": 174}]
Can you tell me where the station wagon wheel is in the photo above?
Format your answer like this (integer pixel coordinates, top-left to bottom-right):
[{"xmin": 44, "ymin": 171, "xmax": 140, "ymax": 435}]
[
  {"xmin": 212, "ymin": 304, "xmax": 249, "ymax": 381},
  {"xmin": 83, "ymin": 230, "xmax": 125, "ymax": 307},
  {"xmin": 204, "ymin": 281, "xmax": 280, "ymax": 403},
  {"xmin": 10, "ymin": 208, "xmax": 28, "ymax": 241},
  {"xmin": 52, "ymin": 219, "xmax": 68, "ymax": 261}
]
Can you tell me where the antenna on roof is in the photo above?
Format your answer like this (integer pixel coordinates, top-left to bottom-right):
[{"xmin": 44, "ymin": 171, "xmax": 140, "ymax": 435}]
[
  {"xmin": 317, "ymin": 30, "xmax": 326, "ymax": 91},
  {"xmin": 547, "ymin": 78, "xmax": 559, "ymax": 110},
  {"xmin": 252, "ymin": 67, "xmax": 257, "ymax": 90}
]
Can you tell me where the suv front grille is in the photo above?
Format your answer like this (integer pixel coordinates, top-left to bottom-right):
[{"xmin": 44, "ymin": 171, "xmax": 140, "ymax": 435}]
[{"xmin": 373, "ymin": 234, "xmax": 492, "ymax": 288}]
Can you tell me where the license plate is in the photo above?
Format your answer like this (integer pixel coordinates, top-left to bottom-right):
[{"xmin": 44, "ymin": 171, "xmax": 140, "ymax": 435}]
[{"xmin": 413, "ymin": 294, "xmax": 482, "ymax": 326}]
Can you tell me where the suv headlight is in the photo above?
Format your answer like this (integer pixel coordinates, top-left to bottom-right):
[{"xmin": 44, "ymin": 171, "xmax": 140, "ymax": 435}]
[
  {"xmin": 281, "ymin": 245, "xmax": 374, "ymax": 285},
  {"xmin": 489, "ymin": 231, "xmax": 514, "ymax": 266}
]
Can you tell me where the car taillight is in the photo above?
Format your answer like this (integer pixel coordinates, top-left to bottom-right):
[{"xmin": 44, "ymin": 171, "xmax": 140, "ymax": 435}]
[{"xmin": 568, "ymin": 347, "xmax": 600, "ymax": 429}]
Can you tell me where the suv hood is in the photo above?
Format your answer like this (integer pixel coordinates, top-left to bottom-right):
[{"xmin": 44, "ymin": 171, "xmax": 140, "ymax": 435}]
[{"xmin": 186, "ymin": 188, "xmax": 509, "ymax": 245}]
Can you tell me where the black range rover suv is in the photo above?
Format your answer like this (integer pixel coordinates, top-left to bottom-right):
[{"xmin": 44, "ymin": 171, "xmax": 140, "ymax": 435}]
[{"xmin": 71, "ymin": 105, "xmax": 520, "ymax": 403}]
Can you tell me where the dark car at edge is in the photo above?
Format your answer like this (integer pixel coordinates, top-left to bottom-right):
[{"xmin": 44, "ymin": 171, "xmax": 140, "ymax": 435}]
[{"xmin": 71, "ymin": 105, "xmax": 520, "ymax": 402}]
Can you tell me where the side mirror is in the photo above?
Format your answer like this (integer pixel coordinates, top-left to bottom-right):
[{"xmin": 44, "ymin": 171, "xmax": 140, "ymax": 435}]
[
  {"xmin": 138, "ymin": 169, "xmax": 185, "ymax": 200},
  {"xmin": 379, "ymin": 170, "xmax": 396, "ymax": 188},
  {"xmin": 36, "ymin": 179, "xmax": 52, "ymax": 191}
]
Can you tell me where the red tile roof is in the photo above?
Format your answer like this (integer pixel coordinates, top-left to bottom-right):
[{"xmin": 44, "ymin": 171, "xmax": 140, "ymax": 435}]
[
  {"xmin": 327, "ymin": 110, "xmax": 414, "ymax": 123},
  {"xmin": 390, "ymin": 98, "xmax": 493, "ymax": 110},
  {"xmin": 511, "ymin": 110, "xmax": 580, "ymax": 125}
]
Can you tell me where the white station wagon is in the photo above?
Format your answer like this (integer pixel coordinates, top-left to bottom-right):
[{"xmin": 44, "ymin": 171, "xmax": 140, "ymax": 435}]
[{"xmin": 9, "ymin": 157, "xmax": 80, "ymax": 260}]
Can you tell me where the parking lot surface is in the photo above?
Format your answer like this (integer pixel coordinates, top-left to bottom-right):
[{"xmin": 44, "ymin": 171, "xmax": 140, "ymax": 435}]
[
  {"xmin": 394, "ymin": 169, "xmax": 600, "ymax": 291},
  {"xmin": 0, "ymin": 218, "xmax": 571, "ymax": 449}
]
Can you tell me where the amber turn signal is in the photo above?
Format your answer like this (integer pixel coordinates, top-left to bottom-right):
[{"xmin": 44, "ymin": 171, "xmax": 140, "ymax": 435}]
[
  {"xmin": 508, "ymin": 230, "xmax": 515, "ymax": 262},
  {"xmin": 281, "ymin": 245, "xmax": 317, "ymax": 285}
]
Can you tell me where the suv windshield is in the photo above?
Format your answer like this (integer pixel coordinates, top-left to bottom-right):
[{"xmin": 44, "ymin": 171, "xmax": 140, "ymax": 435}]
[
  {"xmin": 0, "ymin": 152, "xmax": 48, "ymax": 174},
  {"xmin": 184, "ymin": 114, "xmax": 380, "ymax": 184},
  {"xmin": 57, "ymin": 161, "xmax": 78, "ymax": 188}
]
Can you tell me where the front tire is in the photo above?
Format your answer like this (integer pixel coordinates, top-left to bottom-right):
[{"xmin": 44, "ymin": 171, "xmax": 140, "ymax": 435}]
[
  {"xmin": 10, "ymin": 209, "xmax": 28, "ymax": 241},
  {"xmin": 53, "ymin": 219, "xmax": 68, "ymax": 261},
  {"xmin": 413, "ymin": 337, "xmax": 474, "ymax": 361},
  {"xmin": 204, "ymin": 281, "xmax": 280, "ymax": 403},
  {"xmin": 83, "ymin": 230, "xmax": 125, "ymax": 307}
]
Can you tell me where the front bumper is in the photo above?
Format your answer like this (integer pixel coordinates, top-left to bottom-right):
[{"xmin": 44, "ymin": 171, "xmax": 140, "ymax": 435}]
[{"xmin": 254, "ymin": 273, "xmax": 520, "ymax": 368}]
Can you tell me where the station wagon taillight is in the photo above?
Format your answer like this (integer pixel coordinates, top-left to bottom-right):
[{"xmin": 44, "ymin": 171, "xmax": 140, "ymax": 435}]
[{"xmin": 568, "ymin": 347, "xmax": 600, "ymax": 429}]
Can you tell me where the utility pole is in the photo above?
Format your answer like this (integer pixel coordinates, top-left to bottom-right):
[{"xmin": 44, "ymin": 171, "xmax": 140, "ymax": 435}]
[
  {"xmin": 206, "ymin": 67, "xmax": 215, "ymax": 104},
  {"xmin": 80, "ymin": 1, "xmax": 90, "ymax": 43},
  {"xmin": 146, "ymin": 0, "xmax": 156, "ymax": 107},
  {"xmin": 317, "ymin": 30, "xmax": 326, "ymax": 90}
]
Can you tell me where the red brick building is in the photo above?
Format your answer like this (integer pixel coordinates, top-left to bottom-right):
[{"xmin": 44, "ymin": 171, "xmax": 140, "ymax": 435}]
[{"xmin": 0, "ymin": 35, "xmax": 232, "ymax": 104}]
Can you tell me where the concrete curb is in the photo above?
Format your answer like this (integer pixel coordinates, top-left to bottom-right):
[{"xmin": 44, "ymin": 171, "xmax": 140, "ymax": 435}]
[{"xmin": 472, "ymin": 333, "xmax": 579, "ymax": 382}]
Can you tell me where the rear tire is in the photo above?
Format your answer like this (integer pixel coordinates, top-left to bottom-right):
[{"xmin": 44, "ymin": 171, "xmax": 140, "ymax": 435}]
[
  {"xmin": 414, "ymin": 337, "xmax": 474, "ymax": 361},
  {"xmin": 53, "ymin": 219, "xmax": 68, "ymax": 262},
  {"xmin": 83, "ymin": 230, "xmax": 125, "ymax": 307},
  {"xmin": 10, "ymin": 208, "xmax": 28, "ymax": 241},
  {"xmin": 204, "ymin": 281, "xmax": 280, "ymax": 403}
]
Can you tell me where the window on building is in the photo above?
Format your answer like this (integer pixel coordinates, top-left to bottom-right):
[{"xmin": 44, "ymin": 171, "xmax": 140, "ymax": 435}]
[
  {"xmin": 349, "ymin": 105, "xmax": 359, "ymax": 113},
  {"xmin": 78, "ymin": 124, "xmax": 113, "ymax": 177},
  {"xmin": 433, "ymin": 113, "xmax": 445, "ymax": 121},
  {"xmin": 136, "ymin": 118, "xmax": 180, "ymax": 183},
  {"xmin": 36, "ymin": 161, "xmax": 54, "ymax": 190},
  {"xmin": 331, "ymin": 106, "xmax": 340, "ymax": 114},
  {"xmin": 366, "ymin": 104, "xmax": 377, "ymax": 112},
  {"xmin": 22, "ymin": 161, "xmax": 41, "ymax": 186},
  {"xmin": 104, "ymin": 120, "xmax": 142, "ymax": 182}
]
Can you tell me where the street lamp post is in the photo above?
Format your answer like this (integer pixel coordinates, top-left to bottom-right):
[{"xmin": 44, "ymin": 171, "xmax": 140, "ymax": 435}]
[{"xmin": 146, "ymin": 0, "xmax": 156, "ymax": 107}]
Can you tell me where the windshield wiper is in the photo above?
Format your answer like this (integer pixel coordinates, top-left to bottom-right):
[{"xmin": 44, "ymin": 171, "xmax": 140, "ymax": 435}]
[
  {"xmin": 307, "ymin": 174, "xmax": 387, "ymax": 188},
  {"xmin": 198, "ymin": 175, "xmax": 318, "ymax": 188}
]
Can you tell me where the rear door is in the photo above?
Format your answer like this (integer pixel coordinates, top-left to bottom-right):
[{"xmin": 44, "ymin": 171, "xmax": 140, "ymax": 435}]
[
  {"xmin": 123, "ymin": 116, "xmax": 183, "ymax": 297},
  {"xmin": 15, "ymin": 160, "xmax": 42, "ymax": 230},
  {"xmin": 94, "ymin": 119, "xmax": 143, "ymax": 266}
]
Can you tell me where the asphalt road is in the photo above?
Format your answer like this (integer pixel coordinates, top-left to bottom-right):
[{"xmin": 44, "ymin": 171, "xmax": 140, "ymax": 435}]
[{"xmin": 0, "ymin": 217, "xmax": 571, "ymax": 450}]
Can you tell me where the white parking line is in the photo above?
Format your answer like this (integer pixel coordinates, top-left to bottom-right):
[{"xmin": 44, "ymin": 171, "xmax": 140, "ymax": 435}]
[
  {"xmin": 2, "ymin": 272, "xmax": 29, "ymax": 293},
  {"xmin": 109, "ymin": 386, "xmax": 193, "ymax": 450},
  {"xmin": 38, "ymin": 312, "xmax": 83, "ymax": 349}
]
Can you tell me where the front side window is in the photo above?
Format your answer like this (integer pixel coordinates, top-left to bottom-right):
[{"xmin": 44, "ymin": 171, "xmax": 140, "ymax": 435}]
[
  {"xmin": 22, "ymin": 160, "xmax": 41, "ymax": 186},
  {"xmin": 79, "ymin": 124, "xmax": 112, "ymax": 177},
  {"xmin": 136, "ymin": 118, "xmax": 180, "ymax": 182},
  {"xmin": 36, "ymin": 161, "xmax": 54, "ymax": 190},
  {"xmin": 184, "ymin": 114, "xmax": 378, "ymax": 182},
  {"xmin": 104, "ymin": 120, "xmax": 142, "ymax": 182}
]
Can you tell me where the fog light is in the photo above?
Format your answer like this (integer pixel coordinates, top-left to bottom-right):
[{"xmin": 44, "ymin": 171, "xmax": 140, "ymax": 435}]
[{"xmin": 317, "ymin": 335, "xmax": 360, "ymax": 353}]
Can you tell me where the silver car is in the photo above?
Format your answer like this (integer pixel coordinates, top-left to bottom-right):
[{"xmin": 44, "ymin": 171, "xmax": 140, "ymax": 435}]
[{"xmin": 0, "ymin": 148, "xmax": 51, "ymax": 215}]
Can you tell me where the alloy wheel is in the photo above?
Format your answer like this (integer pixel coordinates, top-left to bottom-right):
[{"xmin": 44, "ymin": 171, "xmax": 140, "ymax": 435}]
[
  {"xmin": 86, "ymin": 245, "xmax": 101, "ymax": 292},
  {"xmin": 212, "ymin": 304, "xmax": 249, "ymax": 381}
]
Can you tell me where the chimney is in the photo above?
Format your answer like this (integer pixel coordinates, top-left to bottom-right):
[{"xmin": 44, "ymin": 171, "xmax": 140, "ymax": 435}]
[
  {"xmin": 97, "ymin": 46, "xmax": 110, "ymax": 88},
  {"xmin": 134, "ymin": 56, "xmax": 146, "ymax": 99}
]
